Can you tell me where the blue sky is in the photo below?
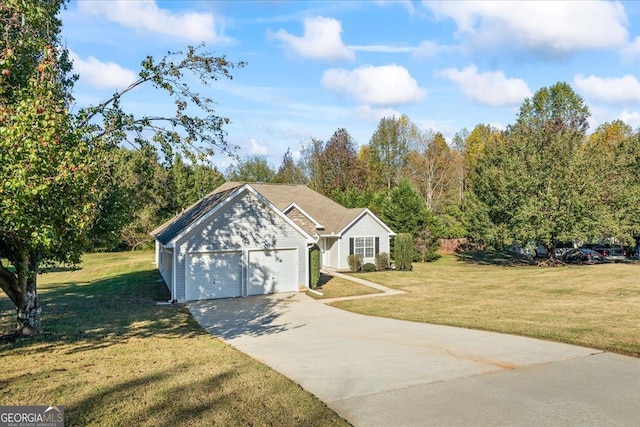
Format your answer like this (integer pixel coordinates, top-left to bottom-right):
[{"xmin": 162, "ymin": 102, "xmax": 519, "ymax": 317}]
[{"xmin": 61, "ymin": 1, "xmax": 640, "ymax": 169}]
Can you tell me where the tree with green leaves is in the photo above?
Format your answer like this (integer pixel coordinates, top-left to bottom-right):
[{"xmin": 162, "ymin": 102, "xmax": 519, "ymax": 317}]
[
  {"xmin": 404, "ymin": 130, "xmax": 454, "ymax": 213},
  {"xmin": 298, "ymin": 137, "xmax": 324, "ymax": 192},
  {"xmin": 471, "ymin": 82, "xmax": 602, "ymax": 258},
  {"xmin": 274, "ymin": 148, "xmax": 306, "ymax": 184},
  {"xmin": 0, "ymin": 0, "xmax": 101, "ymax": 334},
  {"xmin": 461, "ymin": 124, "xmax": 501, "ymax": 193},
  {"xmin": 382, "ymin": 179, "xmax": 429, "ymax": 236},
  {"xmin": 585, "ymin": 122, "xmax": 640, "ymax": 243},
  {"xmin": 367, "ymin": 115, "xmax": 414, "ymax": 191},
  {"xmin": 225, "ymin": 155, "xmax": 276, "ymax": 183},
  {"xmin": 382, "ymin": 179, "xmax": 441, "ymax": 261},
  {"xmin": 87, "ymin": 146, "xmax": 171, "ymax": 252},
  {"xmin": 0, "ymin": 0, "xmax": 243, "ymax": 335},
  {"xmin": 171, "ymin": 154, "xmax": 224, "ymax": 210},
  {"xmin": 321, "ymin": 128, "xmax": 364, "ymax": 194},
  {"xmin": 332, "ymin": 187, "xmax": 386, "ymax": 217},
  {"xmin": 394, "ymin": 234, "xmax": 413, "ymax": 270},
  {"xmin": 117, "ymin": 148, "xmax": 174, "ymax": 251}
]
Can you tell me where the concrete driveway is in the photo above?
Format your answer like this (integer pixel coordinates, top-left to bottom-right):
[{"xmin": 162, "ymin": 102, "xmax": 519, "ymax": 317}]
[{"xmin": 189, "ymin": 293, "xmax": 640, "ymax": 426}]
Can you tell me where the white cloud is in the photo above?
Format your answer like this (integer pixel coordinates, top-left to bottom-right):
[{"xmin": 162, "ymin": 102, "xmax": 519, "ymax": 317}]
[
  {"xmin": 438, "ymin": 66, "xmax": 532, "ymax": 107},
  {"xmin": 375, "ymin": 0, "xmax": 416, "ymax": 14},
  {"xmin": 271, "ymin": 16, "xmax": 355, "ymax": 62},
  {"xmin": 249, "ymin": 138, "xmax": 269, "ymax": 155},
  {"xmin": 574, "ymin": 74, "xmax": 640, "ymax": 105},
  {"xmin": 77, "ymin": 1, "xmax": 227, "ymax": 43},
  {"xmin": 70, "ymin": 51, "xmax": 137, "ymax": 90},
  {"xmin": 353, "ymin": 105, "xmax": 402, "ymax": 123},
  {"xmin": 425, "ymin": 1, "xmax": 628, "ymax": 56},
  {"xmin": 619, "ymin": 109, "xmax": 640, "ymax": 128},
  {"xmin": 322, "ymin": 64, "xmax": 427, "ymax": 106},
  {"xmin": 488, "ymin": 121, "xmax": 507, "ymax": 131},
  {"xmin": 621, "ymin": 36, "xmax": 640, "ymax": 62},
  {"xmin": 349, "ymin": 45, "xmax": 414, "ymax": 53},
  {"xmin": 413, "ymin": 40, "xmax": 453, "ymax": 58}
]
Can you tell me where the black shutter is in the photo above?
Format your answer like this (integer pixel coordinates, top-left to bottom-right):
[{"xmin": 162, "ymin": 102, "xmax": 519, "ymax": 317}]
[
  {"xmin": 349, "ymin": 238, "xmax": 354, "ymax": 255},
  {"xmin": 375, "ymin": 237, "xmax": 380, "ymax": 255}
]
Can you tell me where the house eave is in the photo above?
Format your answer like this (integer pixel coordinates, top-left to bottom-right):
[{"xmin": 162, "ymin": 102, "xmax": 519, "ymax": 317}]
[{"xmin": 336, "ymin": 208, "xmax": 396, "ymax": 237}]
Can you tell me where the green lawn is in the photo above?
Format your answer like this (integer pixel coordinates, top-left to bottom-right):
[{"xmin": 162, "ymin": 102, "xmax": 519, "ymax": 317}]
[
  {"xmin": 332, "ymin": 253, "xmax": 640, "ymax": 357},
  {"xmin": 307, "ymin": 273, "xmax": 382, "ymax": 299},
  {"xmin": 0, "ymin": 251, "xmax": 347, "ymax": 427}
]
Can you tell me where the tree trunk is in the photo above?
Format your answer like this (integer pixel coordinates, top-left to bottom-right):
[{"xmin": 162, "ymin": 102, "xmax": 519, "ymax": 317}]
[
  {"xmin": 13, "ymin": 255, "xmax": 41, "ymax": 336},
  {"xmin": 17, "ymin": 291, "xmax": 41, "ymax": 335}
]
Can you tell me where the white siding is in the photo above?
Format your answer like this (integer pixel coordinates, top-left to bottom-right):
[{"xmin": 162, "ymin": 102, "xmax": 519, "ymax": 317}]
[
  {"xmin": 338, "ymin": 213, "xmax": 391, "ymax": 270},
  {"xmin": 173, "ymin": 190, "xmax": 309, "ymax": 301},
  {"xmin": 326, "ymin": 237, "xmax": 339, "ymax": 269},
  {"xmin": 157, "ymin": 243, "xmax": 173, "ymax": 294}
]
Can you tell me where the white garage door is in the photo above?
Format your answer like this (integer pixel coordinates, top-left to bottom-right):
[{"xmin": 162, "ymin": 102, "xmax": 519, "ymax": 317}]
[
  {"xmin": 248, "ymin": 249, "xmax": 298, "ymax": 296},
  {"xmin": 186, "ymin": 252, "xmax": 242, "ymax": 300}
]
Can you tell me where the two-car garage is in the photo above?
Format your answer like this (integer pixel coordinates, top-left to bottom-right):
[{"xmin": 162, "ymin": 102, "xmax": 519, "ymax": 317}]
[
  {"xmin": 186, "ymin": 249, "xmax": 300, "ymax": 301},
  {"xmin": 152, "ymin": 184, "xmax": 314, "ymax": 303}
]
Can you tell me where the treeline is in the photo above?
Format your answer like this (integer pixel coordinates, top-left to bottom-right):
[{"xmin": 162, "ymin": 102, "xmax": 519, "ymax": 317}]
[
  {"xmin": 89, "ymin": 148, "xmax": 224, "ymax": 251},
  {"xmin": 104, "ymin": 82, "xmax": 640, "ymax": 259}
]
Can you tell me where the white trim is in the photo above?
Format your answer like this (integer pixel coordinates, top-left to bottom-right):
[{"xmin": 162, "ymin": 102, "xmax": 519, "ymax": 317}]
[
  {"xmin": 242, "ymin": 249, "xmax": 247, "ymax": 296},
  {"xmin": 283, "ymin": 202, "xmax": 324, "ymax": 229},
  {"xmin": 167, "ymin": 184, "xmax": 315, "ymax": 248},
  {"xmin": 171, "ymin": 246, "xmax": 177, "ymax": 302},
  {"xmin": 337, "ymin": 209, "xmax": 396, "ymax": 237},
  {"xmin": 353, "ymin": 235, "xmax": 377, "ymax": 261}
]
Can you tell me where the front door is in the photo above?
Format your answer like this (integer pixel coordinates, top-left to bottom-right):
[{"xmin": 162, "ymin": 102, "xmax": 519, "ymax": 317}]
[{"xmin": 319, "ymin": 238, "xmax": 328, "ymax": 267}]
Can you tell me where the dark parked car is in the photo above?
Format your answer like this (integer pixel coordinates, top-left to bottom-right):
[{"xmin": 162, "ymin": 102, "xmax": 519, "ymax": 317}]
[
  {"xmin": 563, "ymin": 248, "xmax": 603, "ymax": 264},
  {"xmin": 553, "ymin": 242, "xmax": 575, "ymax": 259},
  {"xmin": 592, "ymin": 245, "xmax": 626, "ymax": 263}
]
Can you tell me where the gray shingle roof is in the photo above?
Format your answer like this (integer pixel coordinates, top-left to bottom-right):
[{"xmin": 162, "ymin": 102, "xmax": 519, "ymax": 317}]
[
  {"xmin": 214, "ymin": 182, "xmax": 366, "ymax": 236},
  {"xmin": 151, "ymin": 182, "xmax": 386, "ymax": 246}
]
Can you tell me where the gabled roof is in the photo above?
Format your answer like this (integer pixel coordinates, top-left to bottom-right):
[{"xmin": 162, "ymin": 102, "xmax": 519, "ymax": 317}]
[
  {"xmin": 213, "ymin": 182, "xmax": 394, "ymax": 237},
  {"xmin": 151, "ymin": 185, "xmax": 241, "ymax": 245},
  {"xmin": 283, "ymin": 203, "xmax": 324, "ymax": 229},
  {"xmin": 151, "ymin": 183, "xmax": 315, "ymax": 247}
]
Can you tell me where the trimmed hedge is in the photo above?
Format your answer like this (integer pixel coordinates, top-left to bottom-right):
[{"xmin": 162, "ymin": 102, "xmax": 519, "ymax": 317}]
[
  {"xmin": 362, "ymin": 262, "xmax": 376, "ymax": 272},
  {"xmin": 394, "ymin": 233, "xmax": 413, "ymax": 271},
  {"xmin": 310, "ymin": 245, "xmax": 321, "ymax": 288}
]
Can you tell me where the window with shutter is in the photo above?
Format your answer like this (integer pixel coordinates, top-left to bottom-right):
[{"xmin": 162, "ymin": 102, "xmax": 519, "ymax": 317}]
[{"xmin": 353, "ymin": 236, "xmax": 376, "ymax": 259}]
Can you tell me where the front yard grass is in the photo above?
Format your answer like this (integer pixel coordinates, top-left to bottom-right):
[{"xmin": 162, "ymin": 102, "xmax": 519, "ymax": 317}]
[
  {"xmin": 307, "ymin": 273, "xmax": 382, "ymax": 299},
  {"xmin": 0, "ymin": 251, "xmax": 347, "ymax": 427},
  {"xmin": 332, "ymin": 253, "xmax": 640, "ymax": 357}
]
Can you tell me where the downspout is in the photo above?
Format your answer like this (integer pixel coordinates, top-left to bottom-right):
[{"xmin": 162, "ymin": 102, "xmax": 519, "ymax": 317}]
[
  {"xmin": 306, "ymin": 242, "xmax": 313, "ymax": 290},
  {"xmin": 336, "ymin": 233, "xmax": 341, "ymax": 270}
]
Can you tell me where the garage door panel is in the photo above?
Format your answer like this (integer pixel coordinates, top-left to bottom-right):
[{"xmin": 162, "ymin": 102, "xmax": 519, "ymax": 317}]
[
  {"xmin": 187, "ymin": 252, "xmax": 242, "ymax": 300},
  {"xmin": 248, "ymin": 249, "xmax": 298, "ymax": 296}
]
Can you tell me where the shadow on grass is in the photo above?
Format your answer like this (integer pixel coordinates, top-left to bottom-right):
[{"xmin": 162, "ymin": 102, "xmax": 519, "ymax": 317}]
[
  {"xmin": 316, "ymin": 273, "xmax": 334, "ymax": 288},
  {"xmin": 0, "ymin": 268, "xmax": 207, "ymax": 354},
  {"xmin": 63, "ymin": 365, "xmax": 237, "ymax": 427},
  {"xmin": 454, "ymin": 250, "xmax": 536, "ymax": 267}
]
